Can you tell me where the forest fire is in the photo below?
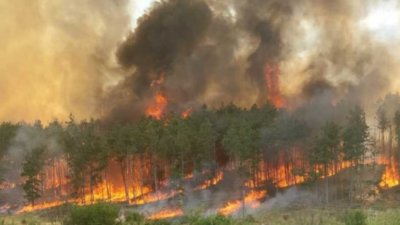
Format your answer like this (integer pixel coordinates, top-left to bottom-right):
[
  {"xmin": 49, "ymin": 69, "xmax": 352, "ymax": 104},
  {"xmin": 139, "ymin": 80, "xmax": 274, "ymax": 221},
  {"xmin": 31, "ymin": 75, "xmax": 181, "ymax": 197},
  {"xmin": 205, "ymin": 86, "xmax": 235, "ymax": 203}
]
[
  {"xmin": 18, "ymin": 201, "xmax": 65, "ymax": 213},
  {"xmin": 264, "ymin": 64, "xmax": 285, "ymax": 108},
  {"xmin": 181, "ymin": 108, "xmax": 193, "ymax": 119},
  {"xmin": 217, "ymin": 190, "xmax": 266, "ymax": 216},
  {"xmin": 5, "ymin": 0, "xmax": 400, "ymax": 224},
  {"xmin": 145, "ymin": 92, "xmax": 168, "ymax": 120},
  {"xmin": 195, "ymin": 171, "xmax": 223, "ymax": 190},
  {"xmin": 147, "ymin": 207, "xmax": 184, "ymax": 220},
  {"xmin": 379, "ymin": 156, "xmax": 400, "ymax": 188},
  {"xmin": 131, "ymin": 190, "xmax": 182, "ymax": 205}
]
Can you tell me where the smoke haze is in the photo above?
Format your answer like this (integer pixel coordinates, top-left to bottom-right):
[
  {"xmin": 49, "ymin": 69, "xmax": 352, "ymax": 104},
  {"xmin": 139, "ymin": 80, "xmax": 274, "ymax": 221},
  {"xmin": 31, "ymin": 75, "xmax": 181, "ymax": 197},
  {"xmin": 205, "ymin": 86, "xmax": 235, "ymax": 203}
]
[{"xmin": 2, "ymin": 0, "xmax": 400, "ymax": 123}]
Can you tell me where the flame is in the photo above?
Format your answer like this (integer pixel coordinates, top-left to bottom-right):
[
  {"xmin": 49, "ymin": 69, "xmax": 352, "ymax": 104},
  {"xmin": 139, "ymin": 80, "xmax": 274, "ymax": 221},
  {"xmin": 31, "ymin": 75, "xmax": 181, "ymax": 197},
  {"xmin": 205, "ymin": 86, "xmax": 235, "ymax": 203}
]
[
  {"xmin": 147, "ymin": 207, "xmax": 184, "ymax": 220},
  {"xmin": 218, "ymin": 200, "xmax": 241, "ymax": 216},
  {"xmin": 131, "ymin": 190, "xmax": 182, "ymax": 205},
  {"xmin": 195, "ymin": 171, "xmax": 223, "ymax": 190},
  {"xmin": 17, "ymin": 201, "xmax": 65, "ymax": 213},
  {"xmin": 379, "ymin": 156, "xmax": 399, "ymax": 188},
  {"xmin": 264, "ymin": 64, "xmax": 286, "ymax": 108},
  {"xmin": 218, "ymin": 190, "xmax": 266, "ymax": 216},
  {"xmin": 145, "ymin": 92, "xmax": 168, "ymax": 120},
  {"xmin": 184, "ymin": 173, "xmax": 194, "ymax": 180},
  {"xmin": 146, "ymin": 73, "xmax": 168, "ymax": 120},
  {"xmin": 12, "ymin": 147, "xmax": 384, "ymax": 217},
  {"xmin": 182, "ymin": 108, "xmax": 193, "ymax": 119}
]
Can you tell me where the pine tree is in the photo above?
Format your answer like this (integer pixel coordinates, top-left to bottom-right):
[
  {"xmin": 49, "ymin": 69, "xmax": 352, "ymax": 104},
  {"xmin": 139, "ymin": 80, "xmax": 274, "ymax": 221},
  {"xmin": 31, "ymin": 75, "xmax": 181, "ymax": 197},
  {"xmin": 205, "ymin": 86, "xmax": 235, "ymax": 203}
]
[
  {"xmin": 342, "ymin": 106, "xmax": 369, "ymax": 202},
  {"xmin": 309, "ymin": 121, "xmax": 341, "ymax": 203},
  {"xmin": 21, "ymin": 146, "xmax": 45, "ymax": 207}
]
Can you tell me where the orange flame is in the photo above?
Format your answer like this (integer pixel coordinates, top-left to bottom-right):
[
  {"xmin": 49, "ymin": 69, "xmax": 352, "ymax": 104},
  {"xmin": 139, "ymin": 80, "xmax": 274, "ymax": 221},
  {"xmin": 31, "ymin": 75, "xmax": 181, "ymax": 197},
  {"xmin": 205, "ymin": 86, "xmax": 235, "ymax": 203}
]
[
  {"xmin": 195, "ymin": 171, "xmax": 223, "ymax": 190},
  {"xmin": 17, "ymin": 201, "xmax": 65, "ymax": 213},
  {"xmin": 147, "ymin": 207, "xmax": 183, "ymax": 220},
  {"xmin": 181, "ymin": 108, "xmax": 193, "ymax": 119},
  {"xmin": 218, "ymin": 190, "xmax": 266, "ymax": 216},
  {"xmin": 379, "ymin": 156, "xmax": 399, "ymax": 188},
  {"xmin": 131, "ymin": 190, "xmax": 182, "ymax": 205},
  {"xmin": 146, "ymin": 92, "xmax": 168, "ymax": 120},
  {"xmin": 264, "ymin": 64, "xmax": 285, "ymax": 108}
]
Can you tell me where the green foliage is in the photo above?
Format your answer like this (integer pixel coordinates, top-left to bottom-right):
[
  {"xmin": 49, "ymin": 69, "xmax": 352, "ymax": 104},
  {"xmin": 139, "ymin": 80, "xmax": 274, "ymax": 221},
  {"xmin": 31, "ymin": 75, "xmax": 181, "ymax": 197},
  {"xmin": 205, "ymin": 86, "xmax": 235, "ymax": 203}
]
[
  {"xmin": 0, "ymin": 103, "xmax": 377, "ymax": 207},
  {"xmin": 394, "ymin": 110, "xmax": 400, "ymax": 148},
  {"xmin": 343, "ymin": 211, "xmax": 367, "ymax": 225},
  {"xmin": 125, "ymin": 212, "xmax": 146, "ymax": 225},
  {"xmin": 310, "ymin": 122, "xmax": 341, "ymax": 163},
  {"xmin": 0, "ymin": 122, "xmax": 18, "ymax": 181},
  {"xmin": 182, "ymin": 215, "xmax": 234, "ymax": 225},
  {"xmin": 309, "ymin": 121, "xmax": 341, "ymax": 173},
  {"xmin": 0, "ymin": 122, "xmax": 18, "ymax": 159},
  {"xmin": 64, "ymin": 203, "xmax": 119, "ymax": 225},
  {"xmin": 223, "ymin": 118, "xmax": 261, "ymax": 176},
  {"xmin": 342, "ymin": 106, "xmax": 369, "ymax": 163},
  {"xmin": 146, "ymin": 220, "xmax": 171, "ymax": 225},
  {"xmin": 21, "ymin": 146, "xmax": 45, "ymax": 206},
  {"xmin": 63, "ymin": 118, "xmax": 107, "ymax": 198},
  {"xmin": 377, "ymin": 110, "xmax": 389, "ymax": 133}
]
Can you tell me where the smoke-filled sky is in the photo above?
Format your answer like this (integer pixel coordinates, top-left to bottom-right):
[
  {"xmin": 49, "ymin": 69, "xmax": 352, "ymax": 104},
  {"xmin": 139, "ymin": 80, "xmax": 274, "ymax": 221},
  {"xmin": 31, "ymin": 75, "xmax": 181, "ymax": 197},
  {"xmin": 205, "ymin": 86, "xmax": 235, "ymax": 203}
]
[{"xmin": 2, "ymin": 0, "xmax": 400, "ymax": 123}]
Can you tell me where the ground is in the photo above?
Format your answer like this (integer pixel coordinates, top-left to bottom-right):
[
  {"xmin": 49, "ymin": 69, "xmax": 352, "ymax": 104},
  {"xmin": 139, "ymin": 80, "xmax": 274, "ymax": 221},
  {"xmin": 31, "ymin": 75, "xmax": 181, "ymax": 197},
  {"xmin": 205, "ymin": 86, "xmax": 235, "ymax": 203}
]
[{"xmin": 1, "ymin": 165, "xmax": 400, "ymax": 225}]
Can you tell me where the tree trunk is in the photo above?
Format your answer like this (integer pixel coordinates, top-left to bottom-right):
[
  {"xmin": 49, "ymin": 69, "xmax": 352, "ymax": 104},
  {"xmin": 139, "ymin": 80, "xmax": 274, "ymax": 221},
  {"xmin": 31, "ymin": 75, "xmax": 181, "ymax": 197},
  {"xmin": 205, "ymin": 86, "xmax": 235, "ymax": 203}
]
[
  {"xmin": 349, "ymin": 161, "xmax": 354, "ymax": 204},
  {"xmin": 130, "ymin": 156, "xmax": 137, "ymax": 202},
  {"xmin": 324, "ymin": 164, "xmax": 329, "ymax": 204},
  {"xmin": 57, "ymin": 159, "xmax": 63, "ymax": 198},
  {"xmin": 119, "ymin": 159, "xmax": 130, "ymax": 204},
  {"xmin": 152, "ymin": 154, "xmax": 159, "ymax": 200},
  {"xmin": 89, "ymin": 167, "xmax": 94, "ymax": 203},
  {"xmin": 104, "ymin": 169, "xmax": 111, "ymax": 201},
  {"xmin": 389, "ymin": 126, "xmax": 393, "ymax": 156}
]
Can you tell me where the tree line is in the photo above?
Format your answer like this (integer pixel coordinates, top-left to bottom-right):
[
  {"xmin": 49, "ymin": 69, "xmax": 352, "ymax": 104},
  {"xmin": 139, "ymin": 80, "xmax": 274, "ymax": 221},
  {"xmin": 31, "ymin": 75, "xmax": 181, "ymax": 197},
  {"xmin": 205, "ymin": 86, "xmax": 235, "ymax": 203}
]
[{"xmin": 1, "ymin": 102, "xmax": 399, "ymax": 207}]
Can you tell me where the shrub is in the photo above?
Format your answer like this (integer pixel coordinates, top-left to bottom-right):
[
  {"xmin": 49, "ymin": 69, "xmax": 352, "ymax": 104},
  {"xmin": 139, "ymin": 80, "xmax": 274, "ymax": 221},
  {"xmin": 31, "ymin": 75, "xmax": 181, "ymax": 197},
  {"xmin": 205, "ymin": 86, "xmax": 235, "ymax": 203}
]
[
  {"xmin": 344, "ymin": 210, "xmax": 367, "ymax": 225},
  {"xmin": 125, "ymin": 212, "xmax": 146, "ymax": 225},
  {"xmin": 145, "ymin": 220, "xmax": 172, "ymax": 225},
  {"xmin": 64, "ymin": 203, "xmax": 119, "ymax": 225},
  {"xmin": 190, "ymin": 215, "xmax": 233, "ymax": 225}
]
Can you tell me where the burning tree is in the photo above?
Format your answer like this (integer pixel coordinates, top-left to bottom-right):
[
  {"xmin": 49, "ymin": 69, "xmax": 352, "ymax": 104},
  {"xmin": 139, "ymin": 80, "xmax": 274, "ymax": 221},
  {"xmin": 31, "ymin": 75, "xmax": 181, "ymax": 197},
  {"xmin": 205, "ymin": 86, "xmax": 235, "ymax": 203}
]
[
  {"xmin": 223, "ymin": 117, "xmax": 261, "ymax": 216},
  {"xmin": 309, "ymin": 121, "xmax": 341, "ymax": 204},
  {"xmin": 342, "ymin": 106, "xmax": 369, "ymax": 202}
]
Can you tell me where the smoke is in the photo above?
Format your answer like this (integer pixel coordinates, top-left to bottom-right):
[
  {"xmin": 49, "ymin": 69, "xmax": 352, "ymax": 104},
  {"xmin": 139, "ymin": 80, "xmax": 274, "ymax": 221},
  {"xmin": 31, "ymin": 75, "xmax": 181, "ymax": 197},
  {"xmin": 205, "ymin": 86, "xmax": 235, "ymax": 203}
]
[
  {"xmin": 105, "ymin": 0, "xmax": 400, "ymax": 122},
  {"xmin": 0, "ymin": 123, "xmax": 64, "ymax": 206},
  {"xmin": 2, "ymin": 0, "xmax": 400, "ymax": 122},
  {"xmin": 0, "ymin": 0, "xmax": 130, "ymax": 123}
]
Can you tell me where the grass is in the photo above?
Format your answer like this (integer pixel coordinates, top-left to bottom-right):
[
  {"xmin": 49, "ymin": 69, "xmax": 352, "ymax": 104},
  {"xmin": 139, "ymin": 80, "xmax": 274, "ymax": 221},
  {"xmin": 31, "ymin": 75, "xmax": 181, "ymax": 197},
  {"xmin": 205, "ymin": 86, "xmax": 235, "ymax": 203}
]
[
  {"xmin": 2, "ymin": 207, "xmax": 400, "ymax": 225},
  {"xmin": 0, "ymin": 213, "xmax": 59, "ymax": 225}
]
